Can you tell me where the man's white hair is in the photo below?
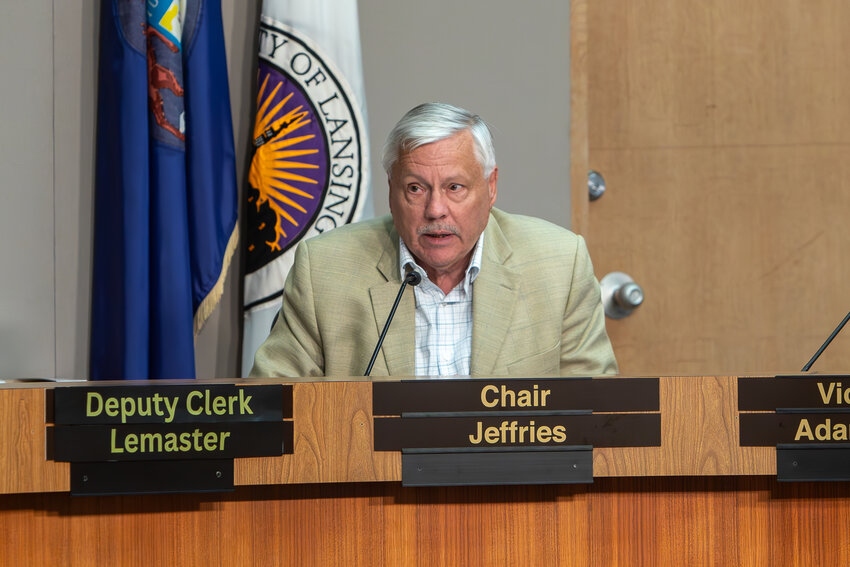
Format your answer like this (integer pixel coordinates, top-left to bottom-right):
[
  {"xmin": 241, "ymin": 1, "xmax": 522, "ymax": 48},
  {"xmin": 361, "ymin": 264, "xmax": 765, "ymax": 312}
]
[{"xmin": 381, "ymin": 102, "xmax": 496, "ymax": 177}]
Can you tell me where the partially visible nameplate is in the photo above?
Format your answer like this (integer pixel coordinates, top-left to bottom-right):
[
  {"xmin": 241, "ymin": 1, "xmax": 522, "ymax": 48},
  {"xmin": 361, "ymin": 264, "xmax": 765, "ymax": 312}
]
[{"xmin": 738, "ymin": 375, "xmax": 850, "ymax": 481}]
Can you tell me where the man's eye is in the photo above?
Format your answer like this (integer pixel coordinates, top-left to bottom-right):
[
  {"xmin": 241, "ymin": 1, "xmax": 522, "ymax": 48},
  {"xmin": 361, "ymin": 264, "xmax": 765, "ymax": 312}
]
[
  {"xmin": 408, "ymin": 184, "xmax": 423, "ymax": 193},
  {"xmin": 449, "ymin": 184, "xmax": 463, "ymax": 191}
]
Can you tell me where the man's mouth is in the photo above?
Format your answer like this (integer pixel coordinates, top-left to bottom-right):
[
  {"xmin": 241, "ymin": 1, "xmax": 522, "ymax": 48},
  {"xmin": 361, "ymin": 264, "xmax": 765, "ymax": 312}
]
[{"xmin": 419, "ymin": 225, "xmax": 459, "ymax": 241}]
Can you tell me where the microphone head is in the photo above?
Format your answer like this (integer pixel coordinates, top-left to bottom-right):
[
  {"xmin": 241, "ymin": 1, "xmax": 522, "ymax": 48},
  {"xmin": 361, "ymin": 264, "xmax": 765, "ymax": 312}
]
[{"xmin": 405, "ymin": 271, "xmax": 422, "ymax": 286}]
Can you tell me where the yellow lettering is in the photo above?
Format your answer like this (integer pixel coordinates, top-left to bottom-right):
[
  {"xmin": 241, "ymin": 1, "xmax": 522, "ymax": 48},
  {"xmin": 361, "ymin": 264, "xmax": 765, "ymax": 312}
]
[
  {"xmin": 552, "ymin": 425, "xmax": 567, "ymax": 443},
  {"xmin": 795, "ymin": 418, "xmax": 814, "ymax": 441},
  {"xmin": 192, "ymin": 429, "xmax": 204, "ymax": 451},
  {"xmin": 164, "ymin": 432, "xmax": 178, "ymax": 451},
  {"xmin": 238, "ymin": 390, "xmax": 253, "ymax": 414},
  {"xmin": 86, "ymin": 392, "xmax": 103, "ymax": 417},
  {"xmin": 139, "ymin": 432, "xmax": 162, "ymax": 453},
  {"xmin": 469, "ymin": 421, "xmax": 483, "ymax": 444},
  {"xmin": 818, "ymin": 382, "xmax": 834, "ymax": 404},
  {"xmin": 110, "ymin": 428, "xmax": 123, "ymax": 453},
  {"xmin": 481, "ymin": 385, "xmax": 498, "ymax": 408},
  {"xmin": 120, "ymin": 397, "xmax": 136, "ymax": 424},
  {"xmin": 519, "ymin": 425, "xmax": 529, "ymax": 443},
  {"xmin": 203, "ymin": 432, "xmax": 219, "ymax": 451},
  {"xmin": 125, "ymin": 433, "xmax": 138, "ymax": 453},
  {"xmin": 816, "ymin": 419, "xmax": 831, "ymax": 441},
  {"xmin": 105, "ymin": 397, "xmax": 119, "ymax": 417},
  {"xmin": 500, "ymin": 385, "xmax": 516, "ymax": 407},
  {"xmin": 186, "ymin": 391, "xmax": 203, "ymax": 415}
]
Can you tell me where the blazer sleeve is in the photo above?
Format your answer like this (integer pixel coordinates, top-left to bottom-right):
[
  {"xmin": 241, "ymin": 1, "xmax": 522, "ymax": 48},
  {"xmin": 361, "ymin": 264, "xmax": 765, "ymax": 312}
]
[
  {"xmin": 560, "ymin": 236, "xmax": 619, "ymax": 376},
  {"xmin": 249, "ymin": 241, "xmax": 325, "ymax": 378}
]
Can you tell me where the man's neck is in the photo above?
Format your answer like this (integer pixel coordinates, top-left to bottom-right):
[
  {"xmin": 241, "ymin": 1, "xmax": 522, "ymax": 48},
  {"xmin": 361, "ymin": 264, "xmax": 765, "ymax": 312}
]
[
  {"xmin": 398, "ymin": 234, "xmax": 485, "ymax": 296},
  {"xmin": 424, "ymin": 257, "xmax": 472, "ymax": 295}
]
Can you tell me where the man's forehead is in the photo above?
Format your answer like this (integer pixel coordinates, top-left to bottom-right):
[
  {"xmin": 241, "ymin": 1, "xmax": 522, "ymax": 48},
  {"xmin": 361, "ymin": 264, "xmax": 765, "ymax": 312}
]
[
  {"xmin": 404, "ymin": 131, "xmax": 472, "ymax": 158},
  {"xmin": 394, "ymin": 133, "xmax": 481, "ymax": 175}
]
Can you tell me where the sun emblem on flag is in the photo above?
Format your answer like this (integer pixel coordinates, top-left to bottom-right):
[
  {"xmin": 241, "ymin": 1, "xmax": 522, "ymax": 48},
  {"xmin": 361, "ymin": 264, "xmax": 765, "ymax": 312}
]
[
  {"xmin": 246, "ymin": 64, "xmax": 330, "ymax": 271},
  {"xmin": 245, "ymin": 22, "xmax": 366, "ymax": 281},
  {"xmin": 249, "ymin": 72, "xmax": 322, "ymax": 249}
]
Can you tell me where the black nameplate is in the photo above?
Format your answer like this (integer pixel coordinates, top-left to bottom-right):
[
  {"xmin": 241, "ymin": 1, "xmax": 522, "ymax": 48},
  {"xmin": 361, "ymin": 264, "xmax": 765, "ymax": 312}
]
[
  {"xmin": 374, "ymin": 414, "xmax": 660, "ymax": 450},
  {"xmin": 70, "ymin": 460, "xmax": 234, "ymax": 496},
  {"xmin": 52, "ymin": 384, "xmax": 290, "ymax": 424},
  {"xmin": 49, "ymin": 421, "xmax": 291, "ymax": 461},
  {"xmin": 373, "ymin": 377, "xmax": 659, "ymax": 414},
  {"xmin": 738, "ymin": 376, "xmax": 850, "ymax": 410},
  {"xmin": 401, "ymin": 447, "xmax": 593, "ymax": 487},
  {"xmin": 740, "ymin": 413, "xmax": 850, "ymax": 446},
  {"xmin": 776, "ymin": 446, "xmax": 850, "ymax": 482}
]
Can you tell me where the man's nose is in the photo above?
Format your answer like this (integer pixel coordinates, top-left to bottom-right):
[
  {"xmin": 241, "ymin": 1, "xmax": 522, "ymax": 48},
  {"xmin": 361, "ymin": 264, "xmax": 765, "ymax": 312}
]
[{"xmin": 424, "ymin": 189, "xmax": 449, "ymax": 219}]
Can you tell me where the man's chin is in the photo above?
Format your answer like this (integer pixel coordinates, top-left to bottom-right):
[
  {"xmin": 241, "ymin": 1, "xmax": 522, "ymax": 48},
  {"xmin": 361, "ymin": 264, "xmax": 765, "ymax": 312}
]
[{"xmin": 417, "ymin": 252, "xmax": 464, "ymax": 273}]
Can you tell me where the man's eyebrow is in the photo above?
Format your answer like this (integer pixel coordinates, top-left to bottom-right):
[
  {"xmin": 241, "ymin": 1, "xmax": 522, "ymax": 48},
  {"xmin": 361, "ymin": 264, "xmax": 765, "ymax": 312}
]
[{"xmin": 399, "ymin": 174, "xmax": 427, "ymax": 184}]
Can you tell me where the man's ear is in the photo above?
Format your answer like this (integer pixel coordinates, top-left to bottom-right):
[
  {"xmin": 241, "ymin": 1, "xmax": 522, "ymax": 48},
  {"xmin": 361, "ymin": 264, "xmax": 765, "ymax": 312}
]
[{"xmin": 487, "ymin": 166, "xmax": 498, "ymax": 207}]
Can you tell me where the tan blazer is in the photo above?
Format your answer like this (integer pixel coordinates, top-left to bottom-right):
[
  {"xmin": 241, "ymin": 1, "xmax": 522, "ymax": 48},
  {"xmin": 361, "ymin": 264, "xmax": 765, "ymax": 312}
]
[{"xmin": 250, "ymin": 209, "xmax": 618, "ymax": 379}]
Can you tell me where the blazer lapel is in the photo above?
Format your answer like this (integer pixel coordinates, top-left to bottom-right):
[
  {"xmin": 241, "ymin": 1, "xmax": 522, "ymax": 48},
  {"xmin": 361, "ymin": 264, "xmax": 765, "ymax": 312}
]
[
  {"xmin": 471, "ymin": 216, "xmax": 519, "ymax": 375},
  {"xmin": 369, "ymin": 237, "xmax": 416, "ymax": 376}
]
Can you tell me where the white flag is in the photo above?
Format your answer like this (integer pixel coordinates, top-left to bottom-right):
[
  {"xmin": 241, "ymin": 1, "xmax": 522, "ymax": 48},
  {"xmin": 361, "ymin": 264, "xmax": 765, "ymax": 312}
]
[{"xmin": 241, "ymin": 0, "xmax": 372, "ymax": 376}]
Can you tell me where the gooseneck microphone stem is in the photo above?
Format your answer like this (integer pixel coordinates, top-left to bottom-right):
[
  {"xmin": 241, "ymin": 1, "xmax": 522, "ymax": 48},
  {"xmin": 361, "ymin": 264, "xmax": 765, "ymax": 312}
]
[
  {"xmin": 365, "ymin": 271, "xmax": 421, "ymax": 376},
  {"xmin": 802, "ymin": 310, "xmax": 850, "ymax": 372}
]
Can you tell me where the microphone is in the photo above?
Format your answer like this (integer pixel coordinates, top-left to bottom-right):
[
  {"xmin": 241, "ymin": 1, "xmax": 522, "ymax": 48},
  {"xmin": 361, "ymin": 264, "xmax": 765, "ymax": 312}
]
[
  {"xmin": 364, "ymin": 270, "xmax": 422, "ymax": 376},
  {"xmin": 802, "ymin": 310, "xmax": 850, "ymax": 372}
]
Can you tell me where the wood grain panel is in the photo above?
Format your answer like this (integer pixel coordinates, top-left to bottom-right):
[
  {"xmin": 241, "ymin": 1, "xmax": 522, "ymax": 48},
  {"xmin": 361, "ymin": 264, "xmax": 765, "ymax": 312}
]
[
  {"xmin": 594, "ymin": 376, "xmax": 773, "ymax": 476},
  {"xmin": 0, "ymin": 387, "xmax": 68, "ymax": 494},
  {"xmin": 587, "ymin": 0, "xmax": 715, "ymax": 150},
  {"xmin": 733, "ymin": 476, "xmax": 772, "ymax": 566},
  {"xmin": 767, "ymin": 482, "xmax": 850, "ymax": 566},
  {"xmin": 235, "ymin": 381, "xmax": 400, "ymax": 485},
  {"xmin": 0, "ymin": 378, "xmax": 796, "ymax": 495},
  {"xmin": 587, "ymin": 0, "xmax": 850, "ymax": 149},
  {"xmin": 652, "ymin": 479, "xmax": 739, "ymax": 566},
  {"xmin": 3, "ymin": 480, "xmax": 850, "ymax": 566},
  {"xmin": 586, "ymin": 146, "xmax": 850, "ymax": 376},
  {"xmin": 714, "ymin": 0, "xmax": 850, "ymax": 146},
  {"xmin": 579, "ymin": 0, "xmax": 850, "ymax": 378}
]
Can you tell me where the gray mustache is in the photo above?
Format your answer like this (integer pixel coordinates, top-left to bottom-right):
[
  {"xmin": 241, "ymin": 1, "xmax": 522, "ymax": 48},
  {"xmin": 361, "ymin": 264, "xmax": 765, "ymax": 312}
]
[{"xmin": 417, "ymin": 224, "xmax": 459, "ymax": 236}]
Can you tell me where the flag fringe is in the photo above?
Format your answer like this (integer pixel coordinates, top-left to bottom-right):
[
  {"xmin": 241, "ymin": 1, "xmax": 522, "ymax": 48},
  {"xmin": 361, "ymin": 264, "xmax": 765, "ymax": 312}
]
[{"xmin": 194, "ymin": 225, "xmax": 239, "ymax": 336}]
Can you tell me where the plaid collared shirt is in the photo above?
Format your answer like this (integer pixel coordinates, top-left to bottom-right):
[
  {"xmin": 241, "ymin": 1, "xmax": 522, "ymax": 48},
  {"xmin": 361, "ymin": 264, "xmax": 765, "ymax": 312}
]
[{"xmin": 399, "ymin": 236, "xmax": 485, "ymax": 377}]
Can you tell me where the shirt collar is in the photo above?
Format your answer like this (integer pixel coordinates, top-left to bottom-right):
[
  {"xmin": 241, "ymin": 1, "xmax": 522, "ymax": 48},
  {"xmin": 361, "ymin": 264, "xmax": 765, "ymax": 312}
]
[{"xmin": 399, "ymin": 233, "xmax": 485, "ymax": 294}]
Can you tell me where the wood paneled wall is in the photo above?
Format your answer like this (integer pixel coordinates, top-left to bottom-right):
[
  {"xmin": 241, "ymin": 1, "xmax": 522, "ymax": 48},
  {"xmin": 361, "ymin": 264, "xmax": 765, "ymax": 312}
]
[
  {"xmin": 2, "ymin": 378, "xmax": 844, "ymax": 565},
  {"xmin": 2, "ymin": 478, "xmax": 849, "ymax": 566},
  {"xmin": 3, "ymin": 377, "xmax": 775, "ymax": 494}
]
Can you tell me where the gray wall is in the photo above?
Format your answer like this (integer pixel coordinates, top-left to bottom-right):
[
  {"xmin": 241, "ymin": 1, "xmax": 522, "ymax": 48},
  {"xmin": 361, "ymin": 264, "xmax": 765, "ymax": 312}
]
[
  {"xmin": 0, "ymin": 0, "xmax": 571, "ymax": 380},
  {"xmin": 361, "ymin": 1, "xmax": 572, "ymax": 223}
]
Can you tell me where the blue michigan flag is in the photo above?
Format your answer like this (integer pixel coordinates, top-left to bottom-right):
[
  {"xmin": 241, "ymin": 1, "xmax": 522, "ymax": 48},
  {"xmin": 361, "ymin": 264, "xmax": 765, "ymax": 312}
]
[{"xmin": 91, "ymin": 0, "xmax": 238, "ymax": 380}]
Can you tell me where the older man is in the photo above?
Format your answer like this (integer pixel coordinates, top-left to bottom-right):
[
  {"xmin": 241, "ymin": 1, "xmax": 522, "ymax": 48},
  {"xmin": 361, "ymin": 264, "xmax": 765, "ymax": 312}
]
[{"xmin": 250, "ymin": 103, "xmax": 617, "ymax": 378}]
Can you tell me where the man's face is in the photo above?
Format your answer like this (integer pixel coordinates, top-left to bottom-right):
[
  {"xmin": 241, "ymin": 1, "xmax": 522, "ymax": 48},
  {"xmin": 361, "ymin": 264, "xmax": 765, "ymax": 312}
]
[{"xmin": 388, "ymin": 131, "xmax": 498, "ymax": 287}]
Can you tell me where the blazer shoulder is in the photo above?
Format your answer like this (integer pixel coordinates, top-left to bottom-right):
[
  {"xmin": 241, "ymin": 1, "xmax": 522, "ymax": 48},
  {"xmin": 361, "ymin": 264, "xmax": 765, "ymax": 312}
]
[
  {"xmin": 301, "ymin": 215, "xmax": 395, "ymax": 256},
  {"xmin": 489, "ymin": 208, "xmax": 583, "ymax": 260}
]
